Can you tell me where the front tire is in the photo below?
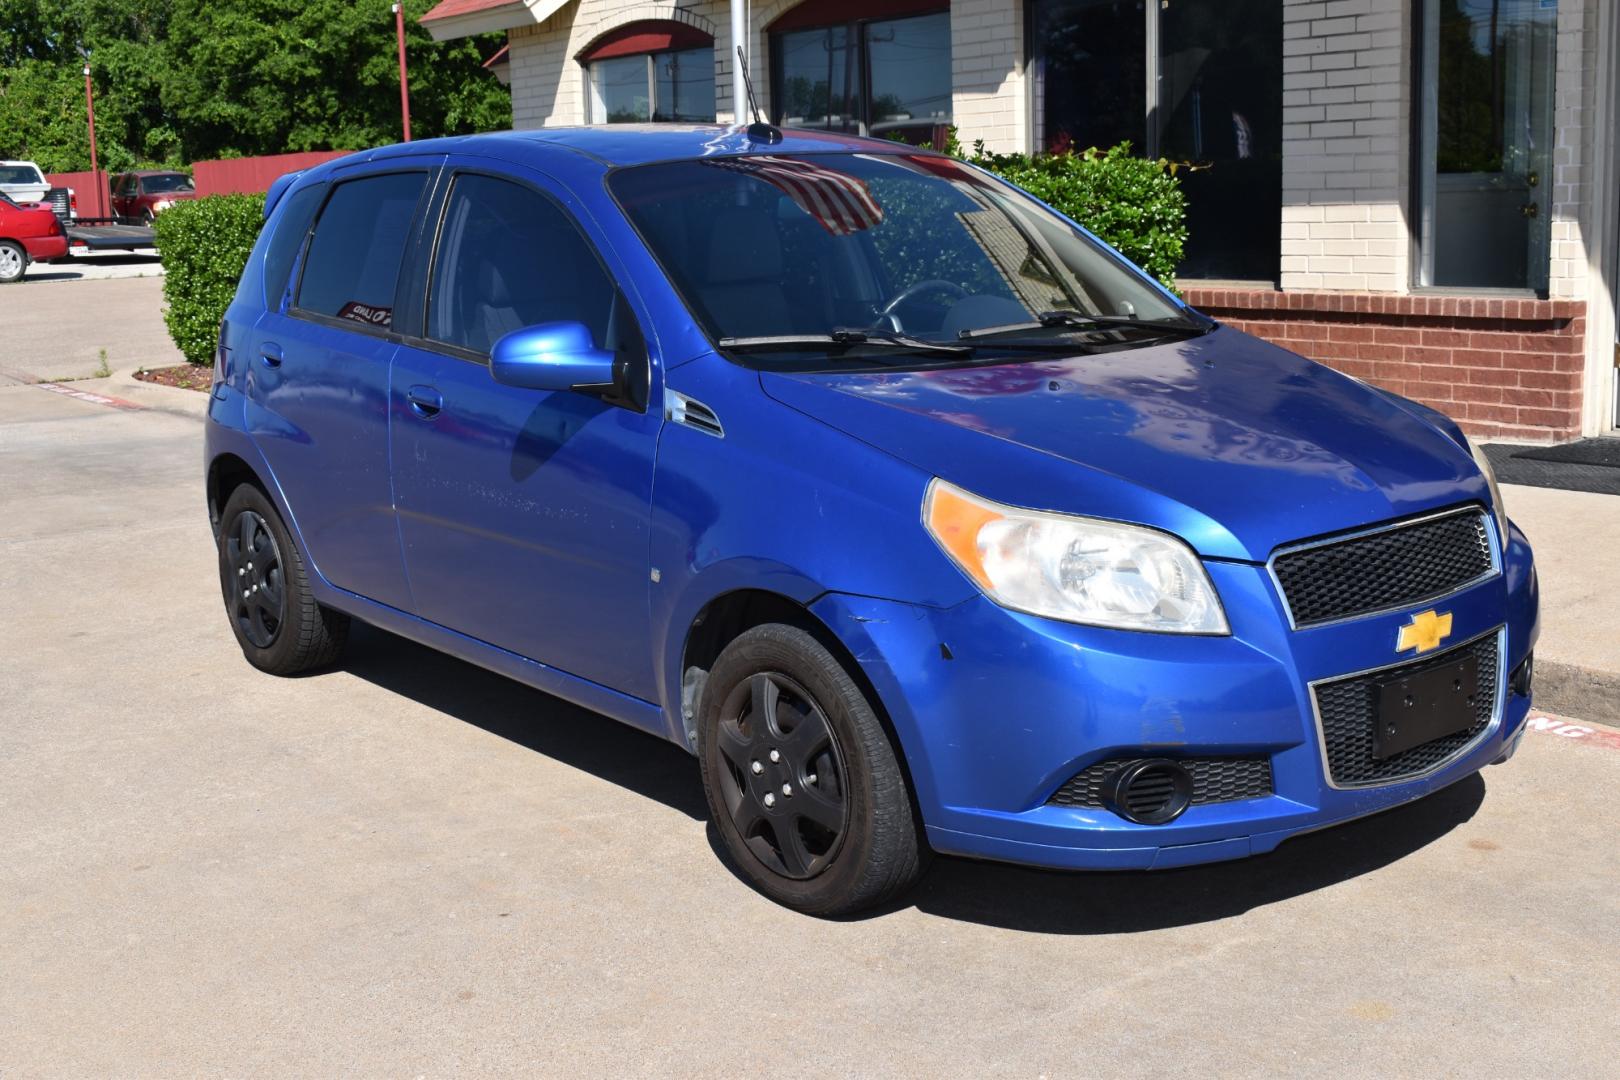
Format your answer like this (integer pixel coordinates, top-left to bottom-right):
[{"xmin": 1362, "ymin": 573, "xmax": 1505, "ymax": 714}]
[
  {"xmin": 216, "ymin": 484, "xmax": 348, "ymax": 675},
  {"xmin": 698, "ymin": 623, "xmax": 926, "ymax": 915}
]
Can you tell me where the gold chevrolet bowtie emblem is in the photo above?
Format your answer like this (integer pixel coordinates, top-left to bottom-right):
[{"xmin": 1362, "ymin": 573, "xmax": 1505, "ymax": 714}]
[{"xmin": 1396, "ymin": 609, "xmax": 1453, "ymax": 655}]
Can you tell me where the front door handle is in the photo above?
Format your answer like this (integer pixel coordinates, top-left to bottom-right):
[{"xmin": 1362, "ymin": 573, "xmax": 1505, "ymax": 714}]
[
  {"xmin": 407, "ymin": 384, "xmax": 443, "ymax": 419},
  {"xmin": 259, "ymin": 342, "xmax": 283, "ymax": 367}
]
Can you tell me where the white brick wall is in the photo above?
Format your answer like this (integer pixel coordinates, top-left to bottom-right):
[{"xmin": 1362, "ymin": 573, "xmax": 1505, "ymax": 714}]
[
  {"xmin": 1548, "ymin": 0, "xmax": 1598, "ymax": 301},
  {"xmin": 949, "ymin": 0, "xmax": 1025, "ymax": 153},
  {"xmin": 1279, "ymin": 0, "xmax": 1409, "ymax": 293}
]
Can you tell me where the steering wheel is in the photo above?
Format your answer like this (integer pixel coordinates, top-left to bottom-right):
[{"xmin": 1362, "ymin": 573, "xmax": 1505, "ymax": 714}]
[{"xmin": 873, "ymin": 279, "xmax": 969, "ymax": 330}]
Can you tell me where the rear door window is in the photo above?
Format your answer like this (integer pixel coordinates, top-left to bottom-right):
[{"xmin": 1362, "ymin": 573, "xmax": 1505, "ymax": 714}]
[{"xmin": 295, "ymin": 172, "xmax": 427, "ymax": 332}]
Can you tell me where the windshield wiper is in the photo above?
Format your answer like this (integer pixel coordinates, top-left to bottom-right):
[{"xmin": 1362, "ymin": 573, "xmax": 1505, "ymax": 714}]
[
  {"xmin": 958, "ymin": 310, "xmax": 1211, "ymax": 341},
  {"xmin": 719, "ymin": 328, "xmax": 973, "ymax": 358}
]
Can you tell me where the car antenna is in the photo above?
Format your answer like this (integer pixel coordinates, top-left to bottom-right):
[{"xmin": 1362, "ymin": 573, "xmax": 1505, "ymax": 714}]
[{"xmin": 736, "ymin": 46, "xmax": 782, "ymax": 144}]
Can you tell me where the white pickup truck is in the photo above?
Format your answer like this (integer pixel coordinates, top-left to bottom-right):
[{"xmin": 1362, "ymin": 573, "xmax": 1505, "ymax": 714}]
[{"xmin": 0, "ymin": 161, "xmax": 51, "ymax": 204}]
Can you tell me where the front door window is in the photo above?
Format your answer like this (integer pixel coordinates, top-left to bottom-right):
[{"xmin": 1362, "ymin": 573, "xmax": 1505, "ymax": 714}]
[{"xmin": 1415, "ymin": 0, "xmax": 1558, "ymax": 291}]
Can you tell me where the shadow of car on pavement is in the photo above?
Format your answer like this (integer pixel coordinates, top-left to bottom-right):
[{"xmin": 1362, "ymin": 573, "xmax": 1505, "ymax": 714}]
[{"xmin": 339, "ymin": 621, "xmax": 1486, "ymax": 934}]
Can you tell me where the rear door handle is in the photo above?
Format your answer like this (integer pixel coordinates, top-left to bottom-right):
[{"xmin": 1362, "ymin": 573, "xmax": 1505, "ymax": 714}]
[
  {"xmin": 259, "ymin": 343, "xmax": 283, "ymax": 367},
  {"xmin": 407, "ymin": 384, "xmax": 443, "ymax": 419}
]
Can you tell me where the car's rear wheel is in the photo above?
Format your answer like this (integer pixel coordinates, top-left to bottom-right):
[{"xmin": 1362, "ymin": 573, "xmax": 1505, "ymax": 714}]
[
  {"xmin": 216, "ymin": 484, "xmax": 348, "ymax": 675},
  {"xmin": 698, "ymin": 623, "xmax": 926, "ymax": 915},
  {"xmin": 0, "ymin": 241, "xmax": 28, "ymax": 283}
]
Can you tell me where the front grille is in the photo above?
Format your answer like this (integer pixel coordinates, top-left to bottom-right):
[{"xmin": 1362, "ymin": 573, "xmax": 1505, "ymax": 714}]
[
  {"xmin": 1313, "ymin": 631, "xmax": 1499, "ymax": 787},
  {"xmin": 1272, "ymin": 508, "xmax": 1494, "ymax": 627},
  {"xmin": 1049, "ymin": 756, "xmax": 1272, "ymax": 808}
]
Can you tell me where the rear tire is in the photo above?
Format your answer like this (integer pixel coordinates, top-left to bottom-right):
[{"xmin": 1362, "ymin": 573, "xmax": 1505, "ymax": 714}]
[
  {"xmin": 216, "ymin": 484, "xmax": 348, "ymax": 675},
  {"xmin": 0, "ymin": 241, "xmax": 28, "ymax": 283},
  {"xmin": 698, "ymin": 623, "xmax": 926, "ymax": 915}
]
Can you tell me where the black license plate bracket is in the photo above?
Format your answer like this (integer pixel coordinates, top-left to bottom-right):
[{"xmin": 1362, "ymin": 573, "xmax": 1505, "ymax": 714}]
[{"xmin": 1372, "ymin": 654, "xmax": 1480, "ymax": 760}]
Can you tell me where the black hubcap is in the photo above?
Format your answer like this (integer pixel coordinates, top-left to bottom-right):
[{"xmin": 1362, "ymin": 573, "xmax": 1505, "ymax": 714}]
[
  {"xmin": 225, "ymin": 510, "xmax": 285, "ymax": 649},
  {"xmin": 715, "ymin": 672, "xmax": 848, "ymax": 880}
]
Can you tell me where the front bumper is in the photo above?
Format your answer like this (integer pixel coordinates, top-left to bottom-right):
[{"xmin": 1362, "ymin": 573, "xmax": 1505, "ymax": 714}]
[{"xmin": 811, "ymin": 521, "xmax": 1538, "ymax": 871}]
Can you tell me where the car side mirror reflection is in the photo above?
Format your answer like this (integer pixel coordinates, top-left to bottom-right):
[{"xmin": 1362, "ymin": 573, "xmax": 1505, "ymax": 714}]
[{"xmin": 489, "ymin": 321, "xmax": 615, "ymax": 393}]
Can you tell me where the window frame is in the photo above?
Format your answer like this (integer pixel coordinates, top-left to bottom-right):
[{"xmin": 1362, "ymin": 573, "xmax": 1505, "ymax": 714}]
[
  {"xmin": 286, "ymin": 167, "xmax": 434, "ymax": 343},
  {"xmin": 402, "ymin": 166, "xmax": 652, "ymax": 412},
  {"xmin": 767, "ymin": 7, "xmax": 952, "ymax": 139}
]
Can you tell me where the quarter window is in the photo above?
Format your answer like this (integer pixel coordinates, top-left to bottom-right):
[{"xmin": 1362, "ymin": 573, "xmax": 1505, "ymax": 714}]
[
  {"xmin": 295, "ymin": 172, "xmax": 427, "ymax": 331},
  {"xmin": 425, "ymin": 174, "xmax": 620, "ymax": 357},
  {"xmin": 262, "ymin": 183, "xmax": 327, "ymax": 311}
]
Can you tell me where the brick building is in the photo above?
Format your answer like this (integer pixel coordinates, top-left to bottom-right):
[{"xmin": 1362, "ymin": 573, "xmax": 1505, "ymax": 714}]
[{"xmin": 424, "ymin": 0, "xmax": 1620, "ymax": 441}]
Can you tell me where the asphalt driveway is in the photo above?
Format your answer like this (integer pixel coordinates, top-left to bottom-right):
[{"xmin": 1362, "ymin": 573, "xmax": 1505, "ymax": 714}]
[{"xmin": 2, "ymin": 292, "xmax": 1618, "ymax": 1075}]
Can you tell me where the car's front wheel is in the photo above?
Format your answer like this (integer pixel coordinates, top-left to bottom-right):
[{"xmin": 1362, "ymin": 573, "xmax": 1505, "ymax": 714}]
[
  {"xmin": 0, "ymin": 241, "xmax": 28, "ymax": 283},
  {"xmin": 216, "ymin": 484, "xmax": 348, "ymax": 675},
  {"xmin": 698, "ymin": 623, "xmax": 927, "ymax": 915}
]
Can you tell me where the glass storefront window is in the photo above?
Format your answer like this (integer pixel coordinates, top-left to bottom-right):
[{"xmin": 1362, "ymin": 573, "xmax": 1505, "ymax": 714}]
[
  {"xmin": 589, "ymin": 46, "xmax": 716, "ymax": 123},
  {"xmin": 654, "ymin": 48, "xmax": 716, "ymax": 122},
  {"xmin": 1415, "ymin": 0, "xmax": 1557, "ymax": 291},
  {"xmin": 770, "ymin": 11, "xmax": 951, "ymax": 144},
  {"xmin": 866, "ymin": 14, "xmax": 954, "ymax": 139},
  {"xmin": 1157, "ymin": 0, "xmax": 1282, "ymax": 281},
  {"xmin": 776, "ymin": 25, "xmax": 860, "ymax": 131},
  {"xmin": 1031, "ymin": 0, "xmax": 1146, "ymax": 154},
  {"xmin": 1031, "ymin": 0, "xmax": 1281, "ymax": 282}
]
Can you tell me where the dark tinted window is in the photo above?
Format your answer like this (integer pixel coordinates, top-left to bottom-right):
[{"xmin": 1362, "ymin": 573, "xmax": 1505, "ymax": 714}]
[
  {"xmin": 426, "ymin": 173, "xmax": 618, "ymax": 356},
  {"xmin": 262, "ymin": 183, "xmax": 326, "ymax": 311},
  {"xmin": 296, "ymin": 172, "xmax": 426, "ymax": 330}
]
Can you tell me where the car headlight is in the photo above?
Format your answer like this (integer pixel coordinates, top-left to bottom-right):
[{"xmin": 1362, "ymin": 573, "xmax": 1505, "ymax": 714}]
[
  {"xmin": 154, "ymin": 199, "xmax": 172, "ymax": 212},
  {"xmin": 923, "ymin": 479, "xmax": 1229, "ymax": 634},
  {"xmin": 1469, "ymin": 440, "xmax": 1509, "ymax": 546}
]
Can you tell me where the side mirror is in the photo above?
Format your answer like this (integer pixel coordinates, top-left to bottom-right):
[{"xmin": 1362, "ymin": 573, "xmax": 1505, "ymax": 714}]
[{"xmin": 489, "ymin": 321, "xmax": 615, "ymax": 393}]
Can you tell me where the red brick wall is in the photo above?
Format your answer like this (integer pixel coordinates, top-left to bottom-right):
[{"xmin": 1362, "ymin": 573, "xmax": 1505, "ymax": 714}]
[{"xmin": 1181, "ymin": 288, "xmax": 1586, "ymax": 442}]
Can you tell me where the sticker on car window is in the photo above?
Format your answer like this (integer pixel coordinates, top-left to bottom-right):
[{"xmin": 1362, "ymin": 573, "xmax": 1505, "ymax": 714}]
[{"xmin": 336, "ymin": 301, "xmax": 393, "ymax": 328}]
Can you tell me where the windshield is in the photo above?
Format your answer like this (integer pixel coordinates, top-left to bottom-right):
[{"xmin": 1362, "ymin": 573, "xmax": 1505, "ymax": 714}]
[
  {"xmin": 142, "ymin": 173, "xmax": 194, "ymax": 194},
  {"xmin": 609, "ymin": 152, "xmax": 1192, "ymax": 367},
  {"xmin": 0, "ymin": 165, "xmax": 45, "ymax": 186}
]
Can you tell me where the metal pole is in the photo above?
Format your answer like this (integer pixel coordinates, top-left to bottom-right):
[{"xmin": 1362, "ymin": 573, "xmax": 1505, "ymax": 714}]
[
  {"xmin": 83, "ymin": 64, "xmax": 103, "ymax": 218},
  {"xmin": 393, "ymin": 3, "xmax": 413, "ymax": 142},
  {"xmin": 731, "ymin": 0, "xmax": 747, "ymax": 124}
]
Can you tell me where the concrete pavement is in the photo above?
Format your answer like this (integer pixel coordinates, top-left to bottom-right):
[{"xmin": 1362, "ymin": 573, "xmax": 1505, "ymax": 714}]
[
  {"xmin": 3, "ymin": 285, "xmax": 1620, "ymax": 1075},
  {"xmin": 0, "ymin": 275, "xmax": 183, "ymax": 384},
  {"xmin": 1496, "ymin": 484, "xmax": 1620, "ymax": 724}
]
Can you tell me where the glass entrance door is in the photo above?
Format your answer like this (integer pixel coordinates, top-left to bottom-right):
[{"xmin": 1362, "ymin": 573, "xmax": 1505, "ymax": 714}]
[{"xmin": 1416, "ymin": 0, "xmax": 1558, "ymax": 291}]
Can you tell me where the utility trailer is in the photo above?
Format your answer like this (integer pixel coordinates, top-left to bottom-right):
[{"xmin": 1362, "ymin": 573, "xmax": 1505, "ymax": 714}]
[{"xmin": 63, "ymin": 218, "xmax": 157, "ymax": 252}]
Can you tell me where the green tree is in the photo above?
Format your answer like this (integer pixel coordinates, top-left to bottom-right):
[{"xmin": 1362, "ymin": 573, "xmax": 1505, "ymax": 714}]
[
  {"xmin": 161, "ymin": 0, "xmax": 508, "ymax": 161},
  {"xmin": 0, "ymin": 0, "xmax": 509, "ymax": 172}
]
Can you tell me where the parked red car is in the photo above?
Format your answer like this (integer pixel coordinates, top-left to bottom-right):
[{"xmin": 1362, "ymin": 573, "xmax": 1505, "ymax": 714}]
[
  {"xmin": 110, "ymin": 170, "xmax": 196, "ymax": 223},
  {"xmin": 0, "ymin": 191, "xmax": 68, "ymax": 283}
]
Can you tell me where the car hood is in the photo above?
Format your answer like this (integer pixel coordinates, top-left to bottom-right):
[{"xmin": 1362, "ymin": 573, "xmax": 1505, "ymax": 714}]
[{"xmin": 758, "ymin": 327, "xmax": 1486, "ymax": 562}]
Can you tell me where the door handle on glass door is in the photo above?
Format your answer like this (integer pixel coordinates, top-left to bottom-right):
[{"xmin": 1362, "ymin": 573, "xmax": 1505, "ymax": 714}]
[
  {"xmin": 1520, "ymin": 202, "xmax": 1539, "ymax": 218},
  {"xmin": 407, "ymin": 385, "xmax": 443, "ymax": 418}
]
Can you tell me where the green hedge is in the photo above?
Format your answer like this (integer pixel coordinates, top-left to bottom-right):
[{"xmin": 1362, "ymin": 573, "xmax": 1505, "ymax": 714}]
[
  {"xmin": 154, "ymin": 193, "xmax": 266, "ymax": 366},
  {"xmin": 967, "ymin": 141, "xmax": 1188, "ymax": 290}
]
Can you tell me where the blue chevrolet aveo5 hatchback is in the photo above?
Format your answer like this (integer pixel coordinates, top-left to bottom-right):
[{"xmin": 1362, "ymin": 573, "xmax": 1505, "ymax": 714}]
[{"xmin": 206, "ymin": 125, "xmax": 1538, "ymax": 915}]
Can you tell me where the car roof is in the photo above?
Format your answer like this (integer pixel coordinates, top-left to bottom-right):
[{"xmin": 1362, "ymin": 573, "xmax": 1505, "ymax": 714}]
[
  {"xmin": 1, "ymin": 160, "xmax": 43, "ymax": 168},
  {"xmin": 327, "ymin": 125, "xmax": 939, "ymax": 171}
]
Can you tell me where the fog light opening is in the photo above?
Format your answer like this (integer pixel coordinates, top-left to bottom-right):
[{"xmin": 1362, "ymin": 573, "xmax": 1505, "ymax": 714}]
[{"xmin": 1102, "ymin": 758, "xmax": 1194, "ymax": 825}]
